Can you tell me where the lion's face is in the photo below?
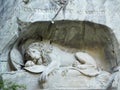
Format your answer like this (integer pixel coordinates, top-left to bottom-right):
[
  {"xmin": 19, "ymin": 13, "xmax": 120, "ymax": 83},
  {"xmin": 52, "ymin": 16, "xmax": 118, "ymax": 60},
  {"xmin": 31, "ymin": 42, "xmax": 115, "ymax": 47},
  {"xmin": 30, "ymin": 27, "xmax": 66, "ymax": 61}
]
[
  {"xmin": 25, "ymin": 41, "xmax": 53, "ymax": 65},
  {"xmin": 27, "ymin": 48, "xmax": 41, "ymax": 60}
]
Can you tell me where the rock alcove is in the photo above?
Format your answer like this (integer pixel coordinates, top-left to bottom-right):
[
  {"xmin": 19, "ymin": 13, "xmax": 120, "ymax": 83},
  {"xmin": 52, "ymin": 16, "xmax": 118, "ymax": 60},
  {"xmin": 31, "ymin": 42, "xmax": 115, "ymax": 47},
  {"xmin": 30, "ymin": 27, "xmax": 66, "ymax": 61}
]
[
  {"xmin": 7, "ymin": 20, "xmax": 120, "ymax": 89},
  {"xmin": 10, "ymin": 20, "xmax": 119, "ymax": 71}
]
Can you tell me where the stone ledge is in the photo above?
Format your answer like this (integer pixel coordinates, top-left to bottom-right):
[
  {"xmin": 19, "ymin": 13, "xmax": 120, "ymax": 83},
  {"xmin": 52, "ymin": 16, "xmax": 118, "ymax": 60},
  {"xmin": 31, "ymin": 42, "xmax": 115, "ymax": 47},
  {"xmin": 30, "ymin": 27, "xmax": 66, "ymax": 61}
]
[{"xmin": 1, "ymin": 70, "xmax": 40, "ymax": 90}]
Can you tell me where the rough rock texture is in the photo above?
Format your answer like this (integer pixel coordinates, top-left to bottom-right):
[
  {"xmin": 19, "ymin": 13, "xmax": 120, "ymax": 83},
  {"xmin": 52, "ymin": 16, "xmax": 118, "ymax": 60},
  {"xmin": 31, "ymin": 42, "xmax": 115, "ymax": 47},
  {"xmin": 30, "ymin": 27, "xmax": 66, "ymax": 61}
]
[
  {"xmin": 0, "ymin": 0, "xmax": 120, "ymax": 90},
  {"xmin": 0, "ymin": 0, "xmax": 120, "ymax": 71},
  {"xmin": 1, "ymin": 70, "xmax": 111, "ymax": 90},
  {"xmin": 15, "ymin": 21, "xmax": 119, "ymax": 72},
  {"xmin": 112, "ymin": 68, "xmax": 120, "ymax": 90},
  {"xmin": 1, "ymin": 70, "xmax": 40, "ymax": 90},
  {"xmin": 39, "ymin": 70, "xmax": 111, "ymax": 89}
]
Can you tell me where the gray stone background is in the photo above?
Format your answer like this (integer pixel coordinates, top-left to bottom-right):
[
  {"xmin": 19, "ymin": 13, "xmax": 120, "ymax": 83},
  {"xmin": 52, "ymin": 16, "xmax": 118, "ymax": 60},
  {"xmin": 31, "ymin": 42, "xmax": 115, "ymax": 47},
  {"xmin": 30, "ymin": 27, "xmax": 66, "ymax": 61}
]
[
  {"xmin": 0, "ymin": 0, "xmax": 120, "ymax": 89},
  {"xmin": 1, "ymin": 0, "xmax": 120, "ymax": 71}
]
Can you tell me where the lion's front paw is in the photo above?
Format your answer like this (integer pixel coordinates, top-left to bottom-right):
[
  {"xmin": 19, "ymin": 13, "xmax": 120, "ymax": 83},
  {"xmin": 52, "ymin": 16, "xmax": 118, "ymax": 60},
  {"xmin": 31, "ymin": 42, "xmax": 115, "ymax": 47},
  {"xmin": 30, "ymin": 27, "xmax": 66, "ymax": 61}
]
[
  {"xmin": 25, "ymin": 61, "xmax": 35, "ymax": 67},
  {"xmin": 39, "ymin": 71, "xmax": 48, "ymax": 82}
]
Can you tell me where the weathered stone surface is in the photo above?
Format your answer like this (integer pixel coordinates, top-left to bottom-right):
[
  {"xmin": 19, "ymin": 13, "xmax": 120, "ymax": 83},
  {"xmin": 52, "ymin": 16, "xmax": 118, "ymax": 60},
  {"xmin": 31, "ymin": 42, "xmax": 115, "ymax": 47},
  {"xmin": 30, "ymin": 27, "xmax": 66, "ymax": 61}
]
[
  {"xmin": 4, "ymin": 0, "xmax": 119, "ymax": 43},
  {"xmin": 1, "ymin": 70, "xmax": 111, "ymax": 90},
  {"xmin": 39, "ymin": 70, "xmax": 111, "ymax": 89},
  {"xmin": 2, "ymin": 70, "xmax": 40, "ymax": 90},
  {"xmin": 0, "ymin": 0, "xmax": 120, "ymax": 90},
  {"xmin": 0, "ymin": 0, "xmax": 120, "ymax": 43},
  {"xmin": 16, "ymin": 21, "xmax": 119, "ymax": 71},
  {"xmin": 0, "ymin": 62, "xmax": 10, "ymax": 73},
  {"xmin": 0, "ymin": 0, "xmax": 120, "ymax": 69},
  {"xmin": 112, "ymin": 70, "xmax": 120, "ymax": 90}
]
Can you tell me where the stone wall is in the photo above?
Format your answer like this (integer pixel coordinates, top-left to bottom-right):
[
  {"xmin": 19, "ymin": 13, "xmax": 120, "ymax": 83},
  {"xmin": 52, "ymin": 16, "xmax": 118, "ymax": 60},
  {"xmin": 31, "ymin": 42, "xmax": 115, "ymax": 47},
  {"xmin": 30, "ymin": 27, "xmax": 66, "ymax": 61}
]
[
  {"xmin": 0, "ymin": 0, "xmax": 120, "ymax": 89},
  {"xmin": 0, "ymin": 0, "xmax": 120, "ymax": 71},
  {"xmin": 16, "ymin": 20, "xmax": 118, "ymax": 71}
]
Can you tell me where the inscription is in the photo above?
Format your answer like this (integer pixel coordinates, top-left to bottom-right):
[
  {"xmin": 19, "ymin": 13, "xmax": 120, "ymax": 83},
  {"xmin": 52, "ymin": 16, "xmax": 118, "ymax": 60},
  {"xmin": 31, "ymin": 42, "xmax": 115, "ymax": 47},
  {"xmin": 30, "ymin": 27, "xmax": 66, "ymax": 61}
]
[{"xmin": 21, "ymin": 6, "xmax": 105, "ymax": 15}]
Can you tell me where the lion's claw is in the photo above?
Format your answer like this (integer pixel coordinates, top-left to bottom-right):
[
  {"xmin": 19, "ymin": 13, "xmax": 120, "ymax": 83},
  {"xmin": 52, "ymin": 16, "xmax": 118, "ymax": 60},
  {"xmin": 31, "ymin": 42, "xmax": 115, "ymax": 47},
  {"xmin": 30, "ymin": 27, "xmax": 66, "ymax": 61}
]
[{"xmin": 39, "ymin": 71, "xmax": 48, "ymax": 82}]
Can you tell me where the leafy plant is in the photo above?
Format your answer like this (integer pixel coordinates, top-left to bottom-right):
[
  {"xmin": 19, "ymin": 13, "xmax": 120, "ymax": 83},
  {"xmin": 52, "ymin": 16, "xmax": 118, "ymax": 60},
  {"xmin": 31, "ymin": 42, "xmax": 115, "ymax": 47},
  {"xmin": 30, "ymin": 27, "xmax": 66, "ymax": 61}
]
[{"xmin": 0, "ymin": 79, "xmax": 26, "ymax": 90}]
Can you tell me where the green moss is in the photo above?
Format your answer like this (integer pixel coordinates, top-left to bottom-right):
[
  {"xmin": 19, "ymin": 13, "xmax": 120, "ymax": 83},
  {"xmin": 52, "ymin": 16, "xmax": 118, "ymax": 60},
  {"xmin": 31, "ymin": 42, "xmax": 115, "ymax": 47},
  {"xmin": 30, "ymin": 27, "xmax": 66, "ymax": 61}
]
[{"xmin": 0, "ymin": 79, "xmax": 26, "ymax": 90}]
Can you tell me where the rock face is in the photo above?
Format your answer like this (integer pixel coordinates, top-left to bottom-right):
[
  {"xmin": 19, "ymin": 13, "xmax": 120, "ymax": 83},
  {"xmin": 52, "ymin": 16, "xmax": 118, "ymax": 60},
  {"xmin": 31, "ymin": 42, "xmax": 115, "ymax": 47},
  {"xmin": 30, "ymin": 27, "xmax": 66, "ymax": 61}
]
[
  {"xmin": 0, "ymin": 0, "xmax": 120, "ymax": 90},
  {"xmin": 1, "ymin": 70, "xmax": 40, "ymax": 90},
  {"xmin": 15, "ymin": 21, "xmax": 119, "ymax": 71}
]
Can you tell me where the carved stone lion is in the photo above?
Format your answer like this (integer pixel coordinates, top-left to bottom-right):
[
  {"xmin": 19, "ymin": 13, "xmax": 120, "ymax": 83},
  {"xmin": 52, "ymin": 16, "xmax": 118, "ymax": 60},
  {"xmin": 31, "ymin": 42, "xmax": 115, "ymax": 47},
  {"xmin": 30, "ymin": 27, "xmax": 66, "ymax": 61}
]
[{"xmin": 24, "ymin": 41, "xmax": 100, "ymax": 81}]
